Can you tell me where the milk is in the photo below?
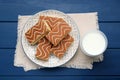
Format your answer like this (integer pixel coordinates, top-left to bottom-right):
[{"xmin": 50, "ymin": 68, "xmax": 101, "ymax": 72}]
[{"xmin": 80, "ymin": 30, "xmax": 108, "ymax": 56}]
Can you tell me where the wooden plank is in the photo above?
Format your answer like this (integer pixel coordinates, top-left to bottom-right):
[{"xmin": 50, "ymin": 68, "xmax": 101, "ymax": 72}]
[
  {"xmin": 0, "ymin": 22, "xmax": 120, "ymax": 48},
  {"xmin": 0, "ymin": 0, "xmax": 120, "ymax": 21},
  {"xmin": 0, "ymin": 23, "xmax": 17, "ymax": 48},
  {"xmin": 0, "ymin": 49, "xmax": 120, "ymax": 75},
  {"xmin": 0, "ymin": 76, "xmax": 120, "ymax": 80},
  {"xmin": 99, "ymin": 23, "xmax": 120, "ymax": 48}
]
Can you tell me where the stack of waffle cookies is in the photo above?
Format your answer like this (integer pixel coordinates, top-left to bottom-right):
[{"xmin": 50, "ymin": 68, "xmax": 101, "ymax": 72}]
[{"xmin": 25, "ymin": 16, "xmax": 74, "ymax": 61}]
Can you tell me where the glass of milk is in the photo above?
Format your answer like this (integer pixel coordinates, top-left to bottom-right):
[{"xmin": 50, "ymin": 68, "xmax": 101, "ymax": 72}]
[{"xmin": 80, "ymin": 30, "xmax": 108, "ymax": 56}]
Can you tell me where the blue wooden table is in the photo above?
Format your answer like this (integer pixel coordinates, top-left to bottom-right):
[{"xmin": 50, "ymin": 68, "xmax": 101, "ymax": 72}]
[{"xmin": 0, "ymin": 0, "xmax": 120, "ymax": 79}]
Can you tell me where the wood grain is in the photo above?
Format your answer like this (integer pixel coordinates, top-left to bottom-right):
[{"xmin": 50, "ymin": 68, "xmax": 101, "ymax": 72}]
[
  {"xmin": 0, "ymin": 49, "xmax": 120, "ymax": 75},
  {"xmin": 0, "ymin": 0, "xmax": 120, "ymax": 21}
]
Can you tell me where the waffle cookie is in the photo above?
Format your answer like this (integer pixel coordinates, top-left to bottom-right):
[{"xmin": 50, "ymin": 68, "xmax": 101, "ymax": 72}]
[
  {"xmin": 35, "ymin": 38, "xmax": 52, "ymax": 61},
  {"xmin": 40, "ymin": 16, "xmax": 65, "ymax": 29},
  {"xmin": 25, "ymin": 20, "xmax": 51, "ymax": 45},
  {"xmin": 46, "ymin": 21, "xmax": 71, "ymax": 46},
  {"xmin": 51, "ymin": 35, "xmax": 74, "ymax": 58}
]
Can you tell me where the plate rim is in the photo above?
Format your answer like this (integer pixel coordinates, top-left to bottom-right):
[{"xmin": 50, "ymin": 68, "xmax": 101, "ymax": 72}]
[{"xmin": 21, "ymin": 9, "xmax": 80, "ymax": 67}]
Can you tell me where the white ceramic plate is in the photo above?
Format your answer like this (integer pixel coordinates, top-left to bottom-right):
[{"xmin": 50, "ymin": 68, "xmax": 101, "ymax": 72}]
[{"xmin": 21, "ymin": 10, "xmax": 80, "ymax": 67}]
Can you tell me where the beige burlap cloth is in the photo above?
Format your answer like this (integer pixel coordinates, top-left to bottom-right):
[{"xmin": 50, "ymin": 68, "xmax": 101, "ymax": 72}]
[{"xmin": 14, "ymin": 12, "xmax": 103, "ymax": 71}]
